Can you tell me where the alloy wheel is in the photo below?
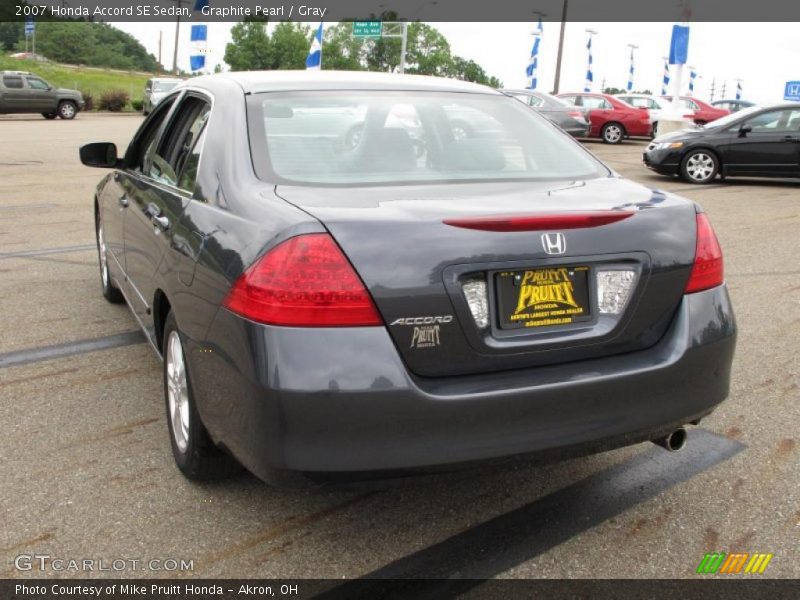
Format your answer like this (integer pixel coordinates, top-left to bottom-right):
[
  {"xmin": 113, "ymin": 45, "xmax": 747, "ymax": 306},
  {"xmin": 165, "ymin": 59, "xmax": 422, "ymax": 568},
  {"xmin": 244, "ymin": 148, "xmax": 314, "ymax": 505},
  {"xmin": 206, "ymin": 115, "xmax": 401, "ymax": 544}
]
[
  {"xmin": 686, "ymin": 152, "xmax": 715, "ymax": 182},
  {"xmin": 166, "ymin": 331, "xmax": 190, "ymax": 453},
  {"xmin": 603, "ymin": 124, "xmax": 622, "ymax": 143}
]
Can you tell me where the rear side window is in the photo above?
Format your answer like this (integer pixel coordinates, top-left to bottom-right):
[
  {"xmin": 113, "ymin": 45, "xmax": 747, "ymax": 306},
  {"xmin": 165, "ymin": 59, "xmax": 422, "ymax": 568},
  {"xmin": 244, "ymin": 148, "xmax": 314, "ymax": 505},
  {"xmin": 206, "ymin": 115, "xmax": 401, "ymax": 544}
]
[
  {"xmin": 3, "ymin": 76, "xmax": 23, "ymax": 89},
  {"xmin": 148, "ymin": 96, "xmax": 210, "ymax": 191},
  {"xmin": 581, "ymin": 97, "xmax": 611, "ymax": 110}
]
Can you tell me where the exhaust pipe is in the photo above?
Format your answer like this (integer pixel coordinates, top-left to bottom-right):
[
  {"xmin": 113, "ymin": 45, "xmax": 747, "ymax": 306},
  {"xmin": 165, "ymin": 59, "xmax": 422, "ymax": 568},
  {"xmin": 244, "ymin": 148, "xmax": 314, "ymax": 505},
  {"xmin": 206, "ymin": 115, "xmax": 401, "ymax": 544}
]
[{"xmin": 652, "ymin": 427, "xmax": 688, "ymax": 452}]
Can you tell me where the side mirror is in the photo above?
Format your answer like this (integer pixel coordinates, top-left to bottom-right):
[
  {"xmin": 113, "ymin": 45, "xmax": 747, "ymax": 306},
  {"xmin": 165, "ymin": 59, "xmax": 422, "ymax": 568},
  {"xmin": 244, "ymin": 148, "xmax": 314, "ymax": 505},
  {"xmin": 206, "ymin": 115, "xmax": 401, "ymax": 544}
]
[
  {"xmin": 739, "ymin": 125, "xmax": 752, "ymax": 137},
  {"xmin": 80, "ymin": 142, "xmax": 121, "ymax": 168}
]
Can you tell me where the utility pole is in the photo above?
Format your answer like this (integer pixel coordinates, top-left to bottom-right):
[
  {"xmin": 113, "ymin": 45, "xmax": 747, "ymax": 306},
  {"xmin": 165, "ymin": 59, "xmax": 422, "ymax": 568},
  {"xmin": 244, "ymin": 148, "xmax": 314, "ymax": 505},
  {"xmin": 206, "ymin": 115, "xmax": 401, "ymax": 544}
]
[
  {"xmin": 721, "ymin": 81, "xmax": 727, "ymax": 98},
  {"xmin": 709, "ymin": 76, "xmax": 716, "ymax": 101},
  {"xmin": 158, "ymin": 30, "xmax": 163, "ymax": 67},
  {"xmin": 553, "ymin": 0, "xmax": 568, "ymax": 93},
  {"xmin": 399, "ymin": 21, "xmax": 408, "ymax": 74},
  {"xmin": 169, "ymin": 0, "xmax": 189, "ymax": 75}
]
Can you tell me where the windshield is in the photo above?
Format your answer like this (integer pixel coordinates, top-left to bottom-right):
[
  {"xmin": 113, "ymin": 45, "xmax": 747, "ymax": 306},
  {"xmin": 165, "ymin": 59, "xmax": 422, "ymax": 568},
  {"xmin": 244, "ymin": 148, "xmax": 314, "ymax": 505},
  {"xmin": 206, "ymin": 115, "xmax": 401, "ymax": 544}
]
[
  {"xmin": 703, "ymin": 105, "xmax": 763, "ymax": 130},
  {"xmin": 249, "ymin": 91, "xmax": 607, "ymax": 186},
  {"xmin": 153, "ymin": 81, "xmax": 180, "ymax": 93}
]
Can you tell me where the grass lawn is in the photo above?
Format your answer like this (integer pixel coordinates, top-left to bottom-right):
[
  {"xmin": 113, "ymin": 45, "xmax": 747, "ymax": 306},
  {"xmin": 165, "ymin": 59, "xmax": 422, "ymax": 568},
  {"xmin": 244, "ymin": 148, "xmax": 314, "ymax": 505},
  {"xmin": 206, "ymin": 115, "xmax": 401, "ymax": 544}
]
[{"xmin": 1, "ymin": 55, "xmax": 159, "ymax": 109}]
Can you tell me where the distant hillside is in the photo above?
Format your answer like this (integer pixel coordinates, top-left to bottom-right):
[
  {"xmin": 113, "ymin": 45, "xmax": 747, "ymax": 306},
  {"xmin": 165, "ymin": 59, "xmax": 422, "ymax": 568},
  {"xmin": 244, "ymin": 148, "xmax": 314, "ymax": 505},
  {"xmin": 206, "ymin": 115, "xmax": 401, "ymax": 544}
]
[{"xmin": 0, "ymin": 20, "xmax": 159, "ymax": 72}]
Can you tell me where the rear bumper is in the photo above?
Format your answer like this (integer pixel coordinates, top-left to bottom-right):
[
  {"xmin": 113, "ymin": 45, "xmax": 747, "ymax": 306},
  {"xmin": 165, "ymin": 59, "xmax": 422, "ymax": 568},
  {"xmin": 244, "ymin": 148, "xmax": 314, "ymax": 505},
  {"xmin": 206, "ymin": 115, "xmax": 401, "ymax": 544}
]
[{"xmin": 189, "ymin": 285, "xmax": 736, "ymax": 484}]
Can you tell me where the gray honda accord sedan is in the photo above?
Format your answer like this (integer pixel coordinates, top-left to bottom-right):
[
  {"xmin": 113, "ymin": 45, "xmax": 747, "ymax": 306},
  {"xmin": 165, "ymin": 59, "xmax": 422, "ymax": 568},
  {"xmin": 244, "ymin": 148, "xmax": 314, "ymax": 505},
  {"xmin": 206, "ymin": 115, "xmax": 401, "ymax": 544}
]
[{"xmin": 80, "ymin": 71, "xmax": 736, "ymax": 485}]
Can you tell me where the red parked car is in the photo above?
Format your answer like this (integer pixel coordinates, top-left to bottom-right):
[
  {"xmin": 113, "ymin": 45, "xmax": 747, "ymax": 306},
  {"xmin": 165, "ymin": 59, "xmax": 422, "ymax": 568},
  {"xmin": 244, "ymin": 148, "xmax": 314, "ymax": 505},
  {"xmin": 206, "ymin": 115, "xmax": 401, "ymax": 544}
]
[
  {"xmin": 556, "ymin": 92, "xmax": 651, "ymax": 144},
  {"xmin": 661, "ymin": 96, "xmax": 730, "ymax": 125}
]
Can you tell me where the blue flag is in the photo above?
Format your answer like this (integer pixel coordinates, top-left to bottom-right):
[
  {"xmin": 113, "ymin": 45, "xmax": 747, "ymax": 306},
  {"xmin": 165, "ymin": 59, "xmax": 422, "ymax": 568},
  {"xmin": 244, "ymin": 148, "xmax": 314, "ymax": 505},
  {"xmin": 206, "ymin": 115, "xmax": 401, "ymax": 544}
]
[{"xmin": 306, "ymin": 23, "xmax": 323, "ymax": 70}]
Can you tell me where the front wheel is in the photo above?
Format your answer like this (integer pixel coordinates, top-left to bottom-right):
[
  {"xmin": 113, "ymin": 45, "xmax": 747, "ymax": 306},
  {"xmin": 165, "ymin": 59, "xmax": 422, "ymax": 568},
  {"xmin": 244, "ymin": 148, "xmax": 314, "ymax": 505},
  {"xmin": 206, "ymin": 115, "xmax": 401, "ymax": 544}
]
[
  {"xmin": 96, "ymin": 212, "xmax": 124, "ymax": 303},
  {"xmin": 58, "ymin": 101, "xmax": 77, "ymax": 119},
  {"xmin": 651, "ymin": 122, "xmax": 658, "ymax": 138},
  {"xmin": 680, "ymin": 150, "xmax": 719, "ymax": 184},
  {"xmin": 42, "ymin": 112, "xmax": 57, "ymax": 120},
  {"xmin": 163, "ymin": 312, "xmax": 241, "ymax": 481},
  {"xmin": 601, "ymin": 122, "xmax": 624, "ymax": 144}
]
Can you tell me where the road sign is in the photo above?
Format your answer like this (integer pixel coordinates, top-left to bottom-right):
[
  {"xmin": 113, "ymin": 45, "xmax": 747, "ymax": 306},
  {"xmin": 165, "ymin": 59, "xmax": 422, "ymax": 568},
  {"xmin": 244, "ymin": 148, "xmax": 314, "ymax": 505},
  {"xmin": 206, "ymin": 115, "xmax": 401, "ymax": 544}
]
[
  {"xmin": 784, "ymin": 81, "xmax": 800, "ymax": 101},
  {"xmin": 25, "ymin": 17, "xmax": 35, "ymax": 36},
  {"xmin": 352, "ymin": 21, "xmax": 382, "ymax": 38}
]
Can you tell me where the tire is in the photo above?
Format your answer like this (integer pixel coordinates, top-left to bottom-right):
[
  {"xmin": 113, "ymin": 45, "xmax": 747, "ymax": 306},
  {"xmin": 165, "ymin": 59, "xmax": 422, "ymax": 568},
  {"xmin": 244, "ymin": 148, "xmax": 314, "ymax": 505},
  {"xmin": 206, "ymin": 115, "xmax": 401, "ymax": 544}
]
[
  {"xmin": 651, "ymin": 122, "xmax": 658, "ymax": 138},
  {"xmin": 162, "ymin": 311, "xmax": 242, "ymax": 481},
  {"xmin": 58, "ymin": 100, "xmax": 77, "ymax": 120},
  {"xmin": 680, "ymin": 149, "xmax": 719, "ymax": 184},
  {"xmin": 601, "ymin": 122, "xmax": 624, "ymax": 144},
  {"xmin": 96, "ymin": 210, "xmax": 124, "ymax": 303},
  {"xmin": 42, "ymin": 112, "xmax": 57, "ymax": 120}
]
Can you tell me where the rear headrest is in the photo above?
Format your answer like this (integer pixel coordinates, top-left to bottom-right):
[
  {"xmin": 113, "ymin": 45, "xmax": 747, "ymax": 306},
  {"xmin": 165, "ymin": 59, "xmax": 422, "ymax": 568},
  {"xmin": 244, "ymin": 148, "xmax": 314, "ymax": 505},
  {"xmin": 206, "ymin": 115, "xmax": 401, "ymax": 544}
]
[
  {"xmin": 440, "ymin": 139, "xmax": 506, "ymax": 172},
  {"xmin": 360, "ymin": 128, "xmax": 416, "ymax": 172}
]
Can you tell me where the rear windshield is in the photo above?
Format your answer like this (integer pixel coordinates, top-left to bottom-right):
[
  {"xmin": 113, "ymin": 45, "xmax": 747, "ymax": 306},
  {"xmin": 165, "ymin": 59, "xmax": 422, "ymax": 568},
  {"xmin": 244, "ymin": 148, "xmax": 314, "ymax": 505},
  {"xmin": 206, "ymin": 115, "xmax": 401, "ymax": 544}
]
[
  {"xmin": 248, "ymin": 91, "xmax": 607, "ymax": 186},
  {"xmin": 153, "ymin": 81, "xmax": 180, "ymax": 92}
]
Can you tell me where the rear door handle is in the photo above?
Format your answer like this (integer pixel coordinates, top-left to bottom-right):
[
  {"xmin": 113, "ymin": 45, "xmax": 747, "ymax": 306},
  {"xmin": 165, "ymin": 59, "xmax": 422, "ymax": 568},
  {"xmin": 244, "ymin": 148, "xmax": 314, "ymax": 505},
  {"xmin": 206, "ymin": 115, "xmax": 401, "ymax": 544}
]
[{"xmin": 118, "ymin": 195, "xmax": 129, "ymax": 208}]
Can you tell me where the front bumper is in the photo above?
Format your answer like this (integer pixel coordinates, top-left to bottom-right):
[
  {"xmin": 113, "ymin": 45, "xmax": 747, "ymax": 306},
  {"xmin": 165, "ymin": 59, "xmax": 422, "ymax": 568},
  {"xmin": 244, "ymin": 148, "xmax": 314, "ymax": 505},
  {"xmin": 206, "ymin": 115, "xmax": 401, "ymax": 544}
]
[
  {"xmin": 643, "ymin": 147, "xmax": 682, "ymax": 175},
  {"xmin": 189, "ymin": 285, "xmax": 736, "ymax": 484}
]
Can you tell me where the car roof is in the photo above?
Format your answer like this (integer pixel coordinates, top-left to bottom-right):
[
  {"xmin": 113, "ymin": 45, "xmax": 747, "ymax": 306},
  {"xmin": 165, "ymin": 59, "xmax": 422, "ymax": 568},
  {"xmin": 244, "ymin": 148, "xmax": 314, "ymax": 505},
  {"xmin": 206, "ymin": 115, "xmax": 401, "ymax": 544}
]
[
  {"xmin": 1, "ymin": 71, "xmax": 32, "ymax": 75},
  {"xmin": 185, "ymin": 70, "xmax": 500, "ymax": 95}
]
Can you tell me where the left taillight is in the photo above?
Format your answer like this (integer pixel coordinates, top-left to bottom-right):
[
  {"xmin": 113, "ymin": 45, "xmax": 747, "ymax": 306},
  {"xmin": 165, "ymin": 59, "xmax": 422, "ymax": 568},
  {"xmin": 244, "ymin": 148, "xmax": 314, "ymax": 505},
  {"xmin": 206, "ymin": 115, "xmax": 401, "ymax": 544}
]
[
  {"xmin": 223, "ymin": 233, "xmax": 383, "ymax": 327},
  {"xmin": 685, "ymin": 213, "xmax": 724, "ymax": 293}
]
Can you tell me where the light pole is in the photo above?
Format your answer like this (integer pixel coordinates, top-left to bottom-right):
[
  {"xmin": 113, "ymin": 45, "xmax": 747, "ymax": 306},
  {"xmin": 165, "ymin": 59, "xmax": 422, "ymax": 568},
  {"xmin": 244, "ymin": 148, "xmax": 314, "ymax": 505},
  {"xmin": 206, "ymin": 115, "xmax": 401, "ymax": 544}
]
[{"xmin": 552, "ymin": 0, "xmax": 568, "ymax": 93}]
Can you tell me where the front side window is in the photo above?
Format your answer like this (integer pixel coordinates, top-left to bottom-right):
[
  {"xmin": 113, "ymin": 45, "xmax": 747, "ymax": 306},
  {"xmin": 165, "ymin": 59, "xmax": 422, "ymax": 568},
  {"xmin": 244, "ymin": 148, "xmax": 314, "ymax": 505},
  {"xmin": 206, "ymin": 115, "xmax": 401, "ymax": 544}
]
[
  {"xmin": 249, "ymin": 91, "xmax": 607, "ymax": 186},
  {"xmin": 124, "ymin": 96, "xmax": 177, "ymax": 172},
  {"xmin": 744, "ymin": 109, "xmax": 800, "ymax": 133},
  {"xmin": 26, "ymin": 77, "xmax": 49, "ymax": 90},
  {"xmin": 3, "ymin": 76, "xmax": 23, "ymax": 89}
]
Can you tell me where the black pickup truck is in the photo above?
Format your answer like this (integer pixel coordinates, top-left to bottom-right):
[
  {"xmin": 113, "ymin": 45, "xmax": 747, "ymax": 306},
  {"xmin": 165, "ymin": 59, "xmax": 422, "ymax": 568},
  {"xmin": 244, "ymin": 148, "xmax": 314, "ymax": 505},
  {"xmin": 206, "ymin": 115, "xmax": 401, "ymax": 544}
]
[{"xmin": 0, "ymin": 71, "xmax": 85, "ymax": 119}]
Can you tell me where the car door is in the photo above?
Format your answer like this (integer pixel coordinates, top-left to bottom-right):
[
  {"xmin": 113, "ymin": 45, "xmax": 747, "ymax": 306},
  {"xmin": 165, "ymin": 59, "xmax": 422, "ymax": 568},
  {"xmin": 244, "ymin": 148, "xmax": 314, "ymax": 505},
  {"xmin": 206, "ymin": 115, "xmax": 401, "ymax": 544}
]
[
  {"xmin": 725, "ymin": 108, "xmax": 800, "ymax": 176},
  {"xmin": 0, "ymin": 75, "xmax": 27, "ymax": 112},
  {"xmin": 24, "ymin": 75, "xmax": 58, "ymax": 112},
  {"xmin": 102, "ymin": 96, "xmax": 178, "ymax": 286},
  {"xmin": 122, "ymin": 92, "xmax": 211, "ymax": 336}
]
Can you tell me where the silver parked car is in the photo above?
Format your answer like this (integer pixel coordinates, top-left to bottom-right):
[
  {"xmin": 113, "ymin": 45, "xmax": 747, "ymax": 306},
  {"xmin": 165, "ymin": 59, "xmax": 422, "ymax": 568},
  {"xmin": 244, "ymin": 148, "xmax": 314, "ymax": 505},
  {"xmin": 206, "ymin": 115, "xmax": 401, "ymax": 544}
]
[{"xmin": 142, "ymin": 78, "xmax": 183, "ymax": 115}]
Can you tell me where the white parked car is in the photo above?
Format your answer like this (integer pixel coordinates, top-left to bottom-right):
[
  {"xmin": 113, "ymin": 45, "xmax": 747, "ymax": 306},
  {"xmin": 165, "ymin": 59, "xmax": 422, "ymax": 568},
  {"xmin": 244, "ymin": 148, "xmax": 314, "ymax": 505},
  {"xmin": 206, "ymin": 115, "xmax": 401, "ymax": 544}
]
[{"xmin": 615, "ymin": 93, "xmax": 693, "ymax": 137}]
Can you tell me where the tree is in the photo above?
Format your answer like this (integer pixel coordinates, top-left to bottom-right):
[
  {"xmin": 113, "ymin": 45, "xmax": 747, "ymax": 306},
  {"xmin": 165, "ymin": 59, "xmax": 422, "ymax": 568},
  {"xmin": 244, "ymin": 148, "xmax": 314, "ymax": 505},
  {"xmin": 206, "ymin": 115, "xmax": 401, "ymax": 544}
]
[
  {"xmin": 224, "ymin": 21, "xmax": 310, "ymax": 71},
  {"xmin": 320, "ymin": 23, "xmax": 366, "ymax": 71},
  {"xmin": 9, "ymin": 21, "xmax": 158, "ymax": 71},
  {"xmin": 224, "ymin": 21, "xmax": 272, "ymax": 71}
]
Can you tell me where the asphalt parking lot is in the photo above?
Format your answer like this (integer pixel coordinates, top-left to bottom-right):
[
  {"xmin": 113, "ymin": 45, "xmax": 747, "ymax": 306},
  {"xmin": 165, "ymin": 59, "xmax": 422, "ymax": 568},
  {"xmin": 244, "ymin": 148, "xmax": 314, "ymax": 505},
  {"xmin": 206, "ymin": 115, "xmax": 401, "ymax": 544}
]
[{"xmin": 1, "ymin": 113, "xmax": 798, "ymax": 581}]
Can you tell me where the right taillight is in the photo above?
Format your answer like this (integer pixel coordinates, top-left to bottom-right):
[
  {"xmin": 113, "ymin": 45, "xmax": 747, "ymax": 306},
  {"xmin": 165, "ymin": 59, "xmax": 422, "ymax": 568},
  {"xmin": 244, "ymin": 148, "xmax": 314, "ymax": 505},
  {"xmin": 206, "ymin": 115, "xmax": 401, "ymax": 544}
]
[
  {"xmin": 223, "ymin": 233, "xmax": 382, "ymax": 327},
  {"xmin": 685, "ymin": 213, "xmax": 724, "ymax": 293}
]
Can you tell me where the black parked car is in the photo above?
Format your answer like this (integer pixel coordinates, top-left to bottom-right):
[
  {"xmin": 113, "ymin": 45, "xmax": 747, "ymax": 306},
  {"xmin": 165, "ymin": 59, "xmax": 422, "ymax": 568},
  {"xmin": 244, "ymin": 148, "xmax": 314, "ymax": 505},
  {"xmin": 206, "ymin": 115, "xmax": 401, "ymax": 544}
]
[
  {"xmin": 502, "ymin": 88, "xmax": 591, "ymax": 137},
  {"xmin": 0, "ymin": 70, "xmax": 84, "ymax": 119},
  {"xmin": 80, "ymin": 72, "xmax": 735, "ymax": 485},
  {"xmin": 644, "ymin": 103, "xmax": 800, "ymax": 183}
]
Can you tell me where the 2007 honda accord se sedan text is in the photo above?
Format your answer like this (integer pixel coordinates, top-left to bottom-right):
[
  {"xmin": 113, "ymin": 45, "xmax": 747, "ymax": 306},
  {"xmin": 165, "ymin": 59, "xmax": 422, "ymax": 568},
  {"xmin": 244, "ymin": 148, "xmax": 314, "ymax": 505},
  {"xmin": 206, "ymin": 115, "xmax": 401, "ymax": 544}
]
[{"xmin": 79, "ymin": 72, "xmax": 736, "ymax": 485}]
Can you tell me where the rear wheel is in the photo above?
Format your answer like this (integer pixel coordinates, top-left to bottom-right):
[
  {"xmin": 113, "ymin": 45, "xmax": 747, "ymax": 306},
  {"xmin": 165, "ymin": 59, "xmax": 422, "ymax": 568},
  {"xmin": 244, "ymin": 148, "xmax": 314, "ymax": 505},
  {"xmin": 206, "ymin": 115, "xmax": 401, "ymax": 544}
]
[
  {"xmin": 163, "ymin": 312, "xmax": 241, "ymax": 481},
  {"xmin": 601, "ymin": 122, "xmax": 624, "ymax": 144},
  {"xmin": 58, "ymin": 101, "xmax": 77, "ymax": 120},
  {"xmin": 42, "ymin": 112, "xmax": 57, "ymax": 120},
  {"xmin": 96, "ymin": 211, "xmax": 124, "ymax": 303},
  {"xmin": 680, "ymin": 149, "xmax": 719, "ymax": 184}
]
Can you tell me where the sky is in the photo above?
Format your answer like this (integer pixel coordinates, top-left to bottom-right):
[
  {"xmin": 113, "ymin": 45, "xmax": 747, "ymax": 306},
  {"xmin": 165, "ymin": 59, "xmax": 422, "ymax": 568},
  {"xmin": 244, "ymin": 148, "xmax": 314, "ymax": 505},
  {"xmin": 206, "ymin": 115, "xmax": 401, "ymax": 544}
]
[{"xmin": 113, "ymin": 21, "xmax": 800, "ymax": 104}]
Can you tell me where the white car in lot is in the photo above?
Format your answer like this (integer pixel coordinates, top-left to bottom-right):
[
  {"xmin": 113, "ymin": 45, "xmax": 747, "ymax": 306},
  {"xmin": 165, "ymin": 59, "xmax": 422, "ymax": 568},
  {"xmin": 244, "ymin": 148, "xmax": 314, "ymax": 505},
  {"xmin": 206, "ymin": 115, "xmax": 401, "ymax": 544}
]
[{"xmin": 615, "ymin": 93, "xmax": 693, "ymax": 137}]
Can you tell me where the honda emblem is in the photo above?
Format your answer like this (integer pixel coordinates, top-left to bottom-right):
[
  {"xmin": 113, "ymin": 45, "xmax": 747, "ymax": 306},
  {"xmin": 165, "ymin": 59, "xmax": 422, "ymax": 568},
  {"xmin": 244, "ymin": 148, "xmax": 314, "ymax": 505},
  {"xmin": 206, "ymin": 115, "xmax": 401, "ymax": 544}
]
[{"xmin": 541, "ymin": 232, "xmax": 567, "ymax": 255}]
